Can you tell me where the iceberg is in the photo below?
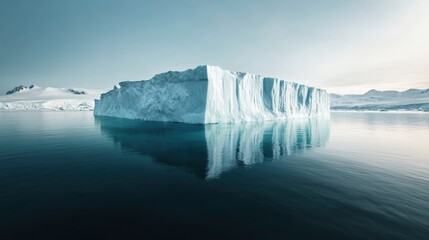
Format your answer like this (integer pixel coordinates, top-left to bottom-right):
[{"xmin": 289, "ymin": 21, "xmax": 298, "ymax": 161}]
[{"xmin": 94, "ymin": 65, "xmax": 330, "ymax": 123}]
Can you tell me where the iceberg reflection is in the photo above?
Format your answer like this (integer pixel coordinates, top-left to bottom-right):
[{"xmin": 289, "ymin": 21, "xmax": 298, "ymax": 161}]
[
  {"xmin": 205, "ymin": 119, "xmax": 330, "ymax": 178},
  {"xmin": 95, "ymin": 117, "xmax": 330, "ymax": 179}
]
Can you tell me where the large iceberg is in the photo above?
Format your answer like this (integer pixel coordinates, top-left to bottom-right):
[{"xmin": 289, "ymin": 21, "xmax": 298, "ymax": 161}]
[{"xmin": 94, "ymin": 65, "xmax": 330, "ymax": 123}]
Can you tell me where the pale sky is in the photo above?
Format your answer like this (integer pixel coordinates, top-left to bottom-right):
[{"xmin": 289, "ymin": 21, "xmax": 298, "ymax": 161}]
[{"xmin": 0, "ymin": 0, "xmax": 428, "ymax": 94}]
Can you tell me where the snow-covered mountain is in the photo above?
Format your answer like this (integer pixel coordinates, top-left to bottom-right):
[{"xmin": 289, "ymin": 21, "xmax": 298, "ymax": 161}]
[
  {"xmin": 0, "ymin": 85, "xmax": 102, "ymax": 111},
  {"xmin": 331, "ymin": 89, "xmax": 429, "ymax": 111},
  {"xmin": 94, "ymin": 65, "xmax": 330, "ymax": 123}
]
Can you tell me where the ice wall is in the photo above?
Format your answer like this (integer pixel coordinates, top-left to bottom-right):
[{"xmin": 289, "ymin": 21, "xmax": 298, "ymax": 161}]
[{"xmin": 94, "ymin": 65, "xmax": 330, "ymax": 123}]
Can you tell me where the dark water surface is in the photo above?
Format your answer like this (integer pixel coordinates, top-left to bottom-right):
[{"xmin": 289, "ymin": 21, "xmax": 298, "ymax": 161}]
[{"xmin": 0, "ymin": 112, "xmax": 428, "ymax": 239}]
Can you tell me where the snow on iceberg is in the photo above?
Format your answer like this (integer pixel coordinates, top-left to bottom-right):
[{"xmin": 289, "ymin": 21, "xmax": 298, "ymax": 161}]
[{"xmin": 94, "ymin": 65, "xmax": 330, "ymax": 123}]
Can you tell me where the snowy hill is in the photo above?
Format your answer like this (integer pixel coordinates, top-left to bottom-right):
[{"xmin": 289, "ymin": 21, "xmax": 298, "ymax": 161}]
[
  {"xmin": 94, "ymin": 65, "xmax": 330, "ymax": 123},
  {"xmin": 331, "ymin": 88, "xmax": 429, "ymax": 111},
  {"xmin": 0, "ymin": 85, "xmax": 102, "ymax": 111}
]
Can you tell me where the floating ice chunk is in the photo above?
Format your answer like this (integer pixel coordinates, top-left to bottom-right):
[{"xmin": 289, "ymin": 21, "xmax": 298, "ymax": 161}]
[{"xmin": 94, "ymin": 65, "xmax": 330, "ymax": 123}]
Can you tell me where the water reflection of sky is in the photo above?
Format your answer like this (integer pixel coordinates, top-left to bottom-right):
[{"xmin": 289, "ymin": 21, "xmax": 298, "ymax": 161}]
[{"xmin": 96, "ymin": 117, "xmax": 330, "ymax": 179}]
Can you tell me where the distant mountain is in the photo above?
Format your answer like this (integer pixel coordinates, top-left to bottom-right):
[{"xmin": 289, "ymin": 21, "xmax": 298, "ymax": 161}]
[
  {"xmin": 6, "ymin": 84, "xmax": 36, "ymax": 95},
  {"xmin": 0, "ymin": 85, "xmax": 102, "ymax": 111},
  {"xmin": 331, "ymin": 88, "xmax": 429, "ymax": 111}
]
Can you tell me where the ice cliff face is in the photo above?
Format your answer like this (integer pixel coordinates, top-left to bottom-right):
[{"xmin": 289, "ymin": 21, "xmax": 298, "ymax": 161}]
[{"xmin": 94, "ymin": 65, "xmax": 330, "ymax": 123}]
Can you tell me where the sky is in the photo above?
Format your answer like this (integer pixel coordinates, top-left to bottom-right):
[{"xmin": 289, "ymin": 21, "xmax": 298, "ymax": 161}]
[{"xmin": 0, "ymin": 0, "xmax": 428, "ymax": 95}]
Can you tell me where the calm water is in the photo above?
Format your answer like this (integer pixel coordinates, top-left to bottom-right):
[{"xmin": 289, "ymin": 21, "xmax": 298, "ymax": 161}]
[{"xmin": 0, "ymin": 111, "xmax": 428, "ymax": 239}]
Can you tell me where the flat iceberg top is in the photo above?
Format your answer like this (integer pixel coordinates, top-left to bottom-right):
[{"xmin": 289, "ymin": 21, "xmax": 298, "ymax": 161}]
[{"xmin": 94, "ymin": 65, "xmax": 330, "ymax": 123}]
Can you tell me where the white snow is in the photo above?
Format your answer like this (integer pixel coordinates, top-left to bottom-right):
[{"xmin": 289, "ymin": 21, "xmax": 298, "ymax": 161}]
[
  {"xmin": 94, "ymin": 65, "xmax": 330, "ymax": 123},
  {"xmin": 331, "ymin": 89, "xmax": 429, "ymax": 111},
  {"xmin": 0, "ymin": 85, "xmax": 102, "ymax": 111}
]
